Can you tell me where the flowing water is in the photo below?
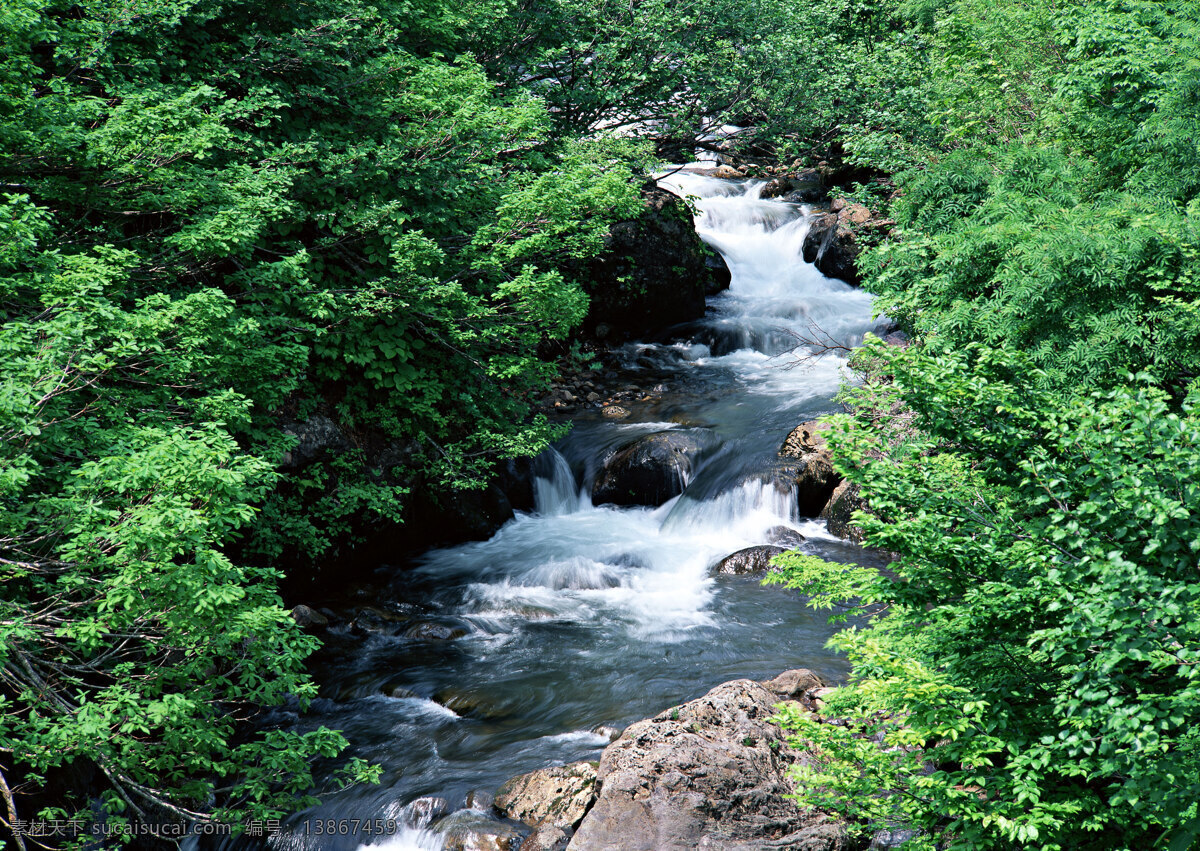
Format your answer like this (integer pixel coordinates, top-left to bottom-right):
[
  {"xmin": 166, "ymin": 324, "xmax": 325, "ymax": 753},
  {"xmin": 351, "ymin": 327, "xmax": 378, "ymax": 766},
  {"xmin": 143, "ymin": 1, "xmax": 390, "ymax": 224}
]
[{"xmin": 201, "ymin": 170, "xmax": 884, "ymax": 851}]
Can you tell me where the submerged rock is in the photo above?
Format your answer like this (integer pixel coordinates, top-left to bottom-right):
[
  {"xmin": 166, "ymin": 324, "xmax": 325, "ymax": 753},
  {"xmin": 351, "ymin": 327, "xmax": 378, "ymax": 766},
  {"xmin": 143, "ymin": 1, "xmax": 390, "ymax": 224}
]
[
  {"xmin": 712, "ymin": 545, "xmax": 788, "ymax": 576},
  {"xmin": 401, "ymin": 796, "xmax": 449, "ymax": 828},
  {"xmin": 433, "ymin": 810, "xmax": 524, "ymax": 851},
  {"xmin": 567, "ymin": 679, "xmax": 850, "ymax": 850},
  {"xmin": 494, "ymin": 761, "xmax": 597, "ymax": 830},
  {"xmin": 403, "ymin": 621, "xmax": 468, "ymax": 641},
  {"xmin": 592, "ymin": 431, "xmax": 711, "ymax": 507},
  {"xmin": 765, "ymin": 525, "xmax": 806, "ymax": 549}
]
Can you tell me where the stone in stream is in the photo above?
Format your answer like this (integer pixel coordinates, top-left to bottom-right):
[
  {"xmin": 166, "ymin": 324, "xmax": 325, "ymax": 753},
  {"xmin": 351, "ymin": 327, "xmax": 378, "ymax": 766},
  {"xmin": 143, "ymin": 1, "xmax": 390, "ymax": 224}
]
[
  {"xmin": 761, "ymin": 669, "xmax": 826, "ymax": 701},
  {"xmin": 290, "ymin": 604, "xmax": 328, "ymax": 628},
  {"xmin": 580, "ymin": 184, "xmax": 716, "ymax": 341},
  {"xmin": 766, "ymin": 525, "xmax": 807, "ymax": 549},
  {"xmin": 403, "ymin": 620, "xmax": 468, "ymax": 641},
  {"xmin": 821, "ymin": 480, "xmax": 866, "ymax": 543},
  {"xmin": 494, "ymin": 761, "xmax": 598, "ymax": 830},
  {"xmin": 592, "ymin": 724, "xmax": 623, "ymax": 742},
  {"xmin": 400, "ymin": 796, "xmax": 449, "ymax": 827},
  {"xmin": 591, "ymin": 430, "xmax": 711, "ymax": 507},
  {"xmin": 777, "ymin": 419, "xmax": 841, "ymax": 516},
  {"xmin": 433, "ymin": 687, "xmax": 511, "ymax": 720},
  {"xmin": 433, "ymin": 810, "xmax": 525, "ymax": 851},
  {"xmin": 566, "ymin": 679, "xmax": 850, "ymax": 851},
  {"xmin": 711, "ymin": 545, "xmax": 788, "ymax": 576},
  {"xmin": 523, "ymin": 824, "xmax": 572, "ymax": 851},
  {"xmin": 600, "ymin": 405, "xmax": 630, "ymax": 419},
  {"xmin": 801, "ymin": 198, "xmax": 893, "ymax": 288}
]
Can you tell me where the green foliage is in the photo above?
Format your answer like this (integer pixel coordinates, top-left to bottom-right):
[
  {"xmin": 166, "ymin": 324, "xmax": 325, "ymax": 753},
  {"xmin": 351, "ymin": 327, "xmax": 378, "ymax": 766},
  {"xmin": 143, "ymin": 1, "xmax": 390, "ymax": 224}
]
[
  {"xmin": 771, "ymin": 342, "xmax": 1200, "ymax": 850},
  {"xmin": 0, "ymin": 0, "xmax": 650, "ymax": 836}
]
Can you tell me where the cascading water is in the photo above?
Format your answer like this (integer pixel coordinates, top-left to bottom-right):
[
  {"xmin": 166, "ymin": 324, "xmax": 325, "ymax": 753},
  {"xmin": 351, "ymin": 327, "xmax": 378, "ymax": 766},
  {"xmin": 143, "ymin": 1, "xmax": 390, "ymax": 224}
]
[{"xmin": 200, "ymin": 170, "xmax": 885, "ymax": 851}]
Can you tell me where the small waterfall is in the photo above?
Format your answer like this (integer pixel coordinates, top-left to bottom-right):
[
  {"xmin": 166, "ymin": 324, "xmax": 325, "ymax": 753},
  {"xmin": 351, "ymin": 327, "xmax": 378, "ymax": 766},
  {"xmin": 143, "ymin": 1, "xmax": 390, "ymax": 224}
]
[
  {"xmin": 532, "ymin": 447, "xmax": 584, "ymax": 516},
  {"xmin": 237, "ymin": 167, "xmax": 881, "ymax": 851}
]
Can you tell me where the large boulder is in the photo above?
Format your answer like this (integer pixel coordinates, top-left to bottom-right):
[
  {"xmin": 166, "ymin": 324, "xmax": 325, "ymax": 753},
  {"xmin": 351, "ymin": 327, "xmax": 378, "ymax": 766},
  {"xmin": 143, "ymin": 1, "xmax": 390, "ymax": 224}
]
[
  {"xmin": 583, "ymin": 183, "xmax": 725, "ymax": 340},
  {"xmin": 494, "ymin": 762, "xmax": 598, "ymax": 831},
  {"xmin": 278, "ymin": 414, "xmax": 354, "ymax": 471},
  {"xmin": 433, "ymin": 810, "xmax": 525, "ymax": 851},
  {"xmin": 591, "ymin": 431, "xmax": 711, "ymax": 507},
  {"xmin": 567, "ymin": 680, "xmax": 850, "ymax": 850},
  {"xmin": 801, "ymin": 198, "xmax": 892, "ymax": 287},
  {"xmin": 712, "ymin": 545, "xmax": 788, "ymax": 576},
  {"xmin": 821, "ymin": 480, "xmax": 866, "ymax": 543},
  {"xmin": 777, "ymin": 420, "xmax": 840, "ymax": 516}
]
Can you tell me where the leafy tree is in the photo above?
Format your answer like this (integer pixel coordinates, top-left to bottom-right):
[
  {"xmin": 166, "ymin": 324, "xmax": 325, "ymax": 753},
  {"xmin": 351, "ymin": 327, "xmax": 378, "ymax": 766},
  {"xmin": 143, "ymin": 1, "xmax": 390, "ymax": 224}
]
[
  {"xmin": 769, "ymin": 342, "xmax": 1200, "ymax": 850},
  {"xmin": 0, "ymin": 0, "xmax": 648, "ymax": 838}
]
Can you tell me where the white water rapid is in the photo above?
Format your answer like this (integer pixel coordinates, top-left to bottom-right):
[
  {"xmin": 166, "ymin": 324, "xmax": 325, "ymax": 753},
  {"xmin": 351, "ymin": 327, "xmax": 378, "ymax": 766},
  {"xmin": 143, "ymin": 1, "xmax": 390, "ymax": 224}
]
[{"xmin": 198, "ymin": 170, "xmax": 884, "ymax": 851}]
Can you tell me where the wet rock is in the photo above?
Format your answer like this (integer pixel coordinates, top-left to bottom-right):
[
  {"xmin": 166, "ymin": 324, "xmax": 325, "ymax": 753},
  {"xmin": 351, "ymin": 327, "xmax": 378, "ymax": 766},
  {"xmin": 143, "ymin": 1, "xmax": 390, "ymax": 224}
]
[
  {"xmin": 384, "ymin": 684, "xmax": 418, "ymax": 700},
  {"xmin": 434, "ymin": 688, "xmax": 510, "ymax": 720},
  {"xmin": 582, "ymin": 184, "xmax": 716, "ymax": 341},
  {"xmin": 821, "ymin": 480, "xmax": 865, "ymax": 543},
  {"xmin": 600, "ymin": 405, "xmax": 630, "ymax": 420},
  {"xmin": 801, "ymin": 198, "xmax": 893, "ymax": 287},
  {"xmin": 402, "ymin": 796, "xmax": 449, "ymax": 827},
  {"xmin": 591, "ymin": 431, "xmax": 711, "ymax": 507},
  {"xmin": 523, "ymin": 824, "xmax": 571, "ymax": 851},
  {"xmin": 567, "ymin": 679, "xmax": 849, "ymax": 850},
  {"xmin": 434, "ymin": 810, "xmax": 524, "ymax": 851},
  {"xmin": 762, "ymin": 669, "xmax": 826, "ymax": 701},
  {"xmin": 759, "ymin": 176, "xmax": 793, "ymax": 199},
  {"xmin": 350, "ymin": 606, "xmax": 410, "ymax": 636},
  {"xmin": 778, "ymin": 168, "xmax": 826, "ymax": 204},
  {"xmin": 403, "ymin": 621, "xmax": 468, "ymax": 641},
  {"xmin": 494, "ymin": 761, "xmax": 597, "ymax": 830},
  {"xmin": 704, "ymin": 248, "xmax": 731, "ymax": 295},
  {"xmin": 778, "ymin": 420, "xmax": 840, "ymax": 516},
  {"xmin": 593, "ymin": 725, "xmax": 623, "ymax": 742},
  {"xmin": 291, "ymin": 604, "xmax": 328, "ymax": 628},
  {"xmin": 712, "ymin": 545, "xmax": 787, "ymax": 576},
  {"xmin": 779, "ymin": 420, "xmax": 831, "ymax": 457},
  {"xmin": 466, "ymin": 790, "xmax": 495, "ymax": 811},
  {"xmin": 765, "ymin": 526, "xmax": 806, "ymax": 548}
]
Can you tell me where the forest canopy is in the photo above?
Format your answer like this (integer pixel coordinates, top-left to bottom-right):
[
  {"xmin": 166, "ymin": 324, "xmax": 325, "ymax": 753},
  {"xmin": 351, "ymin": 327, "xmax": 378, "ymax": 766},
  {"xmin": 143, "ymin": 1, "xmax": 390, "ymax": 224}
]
[
  {"xmin": 2, "ymin": 0, "xmax": 1198, "ymax": 847},
  {"xmin": 769, "ymin": 1, "xmax": 1200, "ymax": 850}
]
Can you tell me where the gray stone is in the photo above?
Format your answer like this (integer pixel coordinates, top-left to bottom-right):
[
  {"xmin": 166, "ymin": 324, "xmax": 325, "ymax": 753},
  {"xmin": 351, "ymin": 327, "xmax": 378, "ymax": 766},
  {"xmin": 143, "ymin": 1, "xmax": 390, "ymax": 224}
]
[
  {"xmin": 566, "ymin": 680, "xmax": 850, "ymax": 850},
  {"xmin": 592, "ymin": 431, "xmax": 712, "ymax": 507},
  {"xmin": 712, "ymin": 545, "xmax": 787, "ymax": 576},
  {"xmin": 494, "ymin": 761, "xmax": 597, "ymax": 830},
  {"xmin": 401, "ymin": 796, "xmax": 449, "ymax": 828},
  {"xmin": 434, "ymin": 810, "xmax": 524, "ymax": 851},
  {"xmin": 290, "ymin": 604, "xmax": 328, "ymax": 628},
  {"xmin": 278, "ymin": 414, "xmax": 352, "ymax": 471},
  {"xmin": 523, "ymin": 825, "xmax": 572, "ymax": 851},
  {"xmin": 778, "ymin": 420, "xmax": 840, "ymax": 516},
  {"xmin": 403, "ymin": 621, "xmax": 468, "ymax": 641},
  {"xmin": 762, "ymin": 669, "xmax": 826, "ymax": 700},
  {"xmin": 821, "ymin": 480, "xmax": 865, "ymax": 543}
]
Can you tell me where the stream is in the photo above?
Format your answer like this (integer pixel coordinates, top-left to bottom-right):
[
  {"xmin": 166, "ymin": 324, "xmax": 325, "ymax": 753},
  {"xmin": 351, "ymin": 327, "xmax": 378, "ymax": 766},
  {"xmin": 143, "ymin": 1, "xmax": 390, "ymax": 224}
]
[{"xmin": 203, "ymin": 169, "xmax": 883, "ymax": 851}]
